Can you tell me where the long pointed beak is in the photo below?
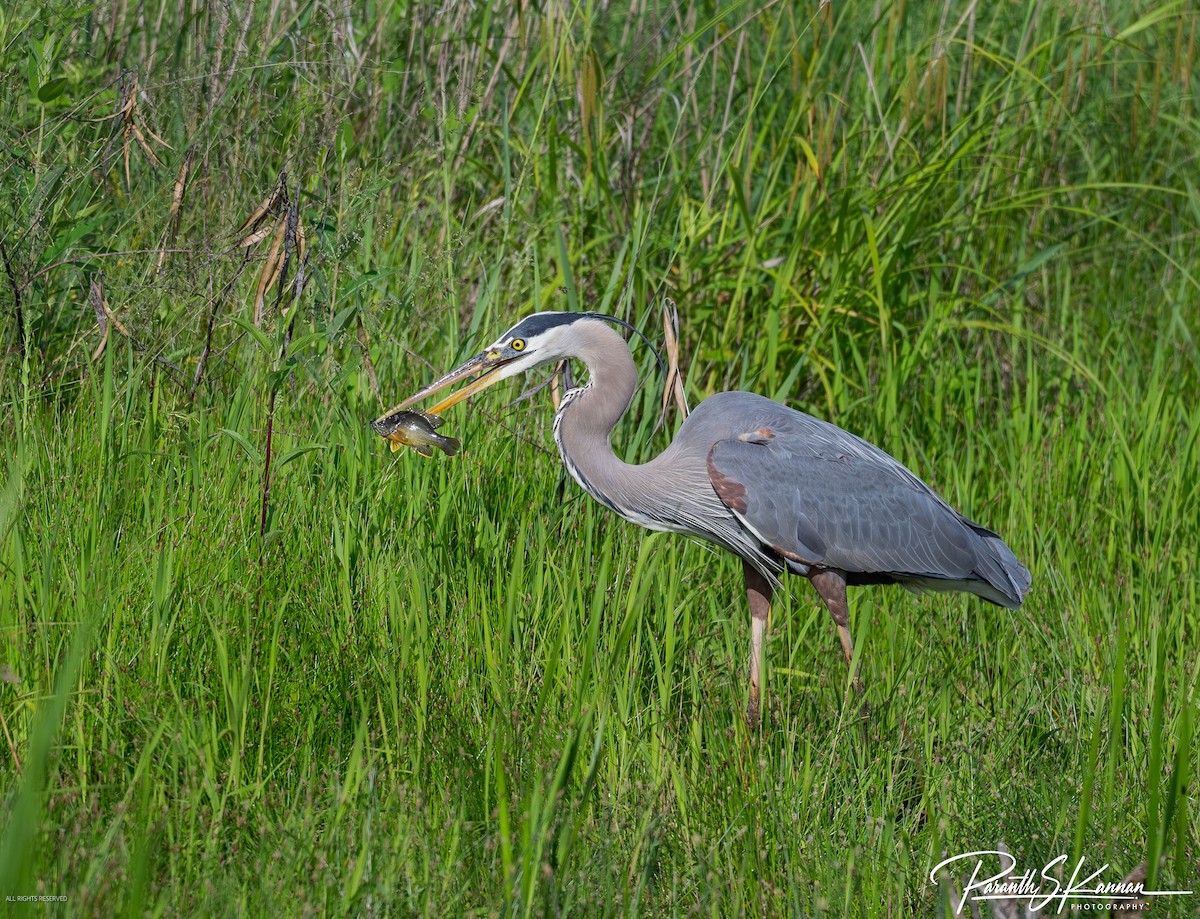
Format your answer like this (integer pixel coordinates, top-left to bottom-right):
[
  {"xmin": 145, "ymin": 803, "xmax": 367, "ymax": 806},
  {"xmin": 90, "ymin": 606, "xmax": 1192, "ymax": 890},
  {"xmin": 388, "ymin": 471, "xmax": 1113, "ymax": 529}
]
[{"xmin": 374, "ymin": 351, "xmax": 513, "ymax": 423}]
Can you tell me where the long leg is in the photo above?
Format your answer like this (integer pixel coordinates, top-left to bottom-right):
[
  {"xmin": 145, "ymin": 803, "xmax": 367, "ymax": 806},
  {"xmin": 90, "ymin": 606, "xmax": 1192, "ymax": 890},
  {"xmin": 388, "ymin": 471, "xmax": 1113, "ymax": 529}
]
[
  {"xmin": 743, "ymin": 559, "xmax": 773, "ymax": 727},
  {"xmin": 808, "ymin": 567, "xmax": 863, "ymax": 695}
]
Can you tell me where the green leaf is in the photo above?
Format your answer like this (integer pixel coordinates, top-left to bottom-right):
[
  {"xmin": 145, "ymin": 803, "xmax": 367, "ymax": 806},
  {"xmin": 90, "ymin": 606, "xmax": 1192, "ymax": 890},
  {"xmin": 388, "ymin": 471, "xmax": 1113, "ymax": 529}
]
[
  {"xmin": 215, "ymin": 428, "xmax": 262, "ymax": 465},
  {"xmin": 37, "ymin": 77, "xmax": 68, "ymax": 103},
  {"xmin": 276, "ymin": 445, "xmax": 324, "ymax": 469},
  {"xmin": 381, "ymin": 62, "xmax": 399, "ymax": 94},
  {"xmin": 266, "ymin": 367, "xmax": 292, "ymax": 391},
  {"xmin": 43, "ymin": 214, "xmax": 105, "ymax": 264},
  {"xmin": 229, "ymin": 315, "xmax": 273, "ymax": 353},
  {"xmin": 338, "ymin": 269, "xmax": 402, "ymax": 301},
  {"xmin": 1115, "ymin": 1, "xmax": 1186, "ymax": 41},
  {"xmin": 286, "ymin": 332, "xmax": 323, "ymax": 356},
  {"xmin": 335, "ymin": 120, "xmax": 354, "ymax": 159},
  {"xmin": 328, "ymin": 305, "xmax": 357, "ymax": 340}
]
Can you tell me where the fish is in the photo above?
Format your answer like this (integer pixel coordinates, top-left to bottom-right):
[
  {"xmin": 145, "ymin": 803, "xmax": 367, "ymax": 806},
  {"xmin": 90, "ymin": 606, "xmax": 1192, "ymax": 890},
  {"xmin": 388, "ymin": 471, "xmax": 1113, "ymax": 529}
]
[{"xmin": 370, "ymin": 410, "xmax": 460, "ymax": 457}]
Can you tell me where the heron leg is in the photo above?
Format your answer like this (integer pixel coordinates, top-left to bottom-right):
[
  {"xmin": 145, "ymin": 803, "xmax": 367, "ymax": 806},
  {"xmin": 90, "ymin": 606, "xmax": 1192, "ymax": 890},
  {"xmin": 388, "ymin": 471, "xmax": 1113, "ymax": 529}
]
[
  {"xmin": 743, "ymin": 559, "xmax": 773, "ymax": 727},
  {"xmin": 808, "ymin": 568, "xmax": 865, "ymax": 699}
]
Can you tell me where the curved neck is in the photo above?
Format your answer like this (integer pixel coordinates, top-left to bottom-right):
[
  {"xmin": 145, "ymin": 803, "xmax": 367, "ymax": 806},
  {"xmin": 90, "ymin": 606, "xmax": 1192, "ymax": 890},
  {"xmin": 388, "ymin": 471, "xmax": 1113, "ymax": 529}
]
[
  {"xmin": 558, "ymin": 326, "xmax": 638, "ymax": 442},
  {"xmin": 553, "ymin": 322, "xmax": 641, "ymax": 508},
  {"xmin": 548, "ymin": 316, "xmax": 769, "ymax": 570}
]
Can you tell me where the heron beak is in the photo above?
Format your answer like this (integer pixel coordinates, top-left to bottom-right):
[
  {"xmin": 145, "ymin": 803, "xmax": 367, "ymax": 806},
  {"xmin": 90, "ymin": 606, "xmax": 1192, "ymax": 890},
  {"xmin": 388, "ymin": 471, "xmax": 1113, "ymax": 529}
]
[{"xmin": 375, "ymin": 350, "xmax": 514, "ymax": 422}]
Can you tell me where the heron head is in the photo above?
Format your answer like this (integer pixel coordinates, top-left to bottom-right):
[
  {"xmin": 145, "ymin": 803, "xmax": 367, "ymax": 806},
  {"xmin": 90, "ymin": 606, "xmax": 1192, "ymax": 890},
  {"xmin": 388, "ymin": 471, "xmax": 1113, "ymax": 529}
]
[{"xmin": 386, "ymin": 311, "xmax": 648, "ymax": 415}]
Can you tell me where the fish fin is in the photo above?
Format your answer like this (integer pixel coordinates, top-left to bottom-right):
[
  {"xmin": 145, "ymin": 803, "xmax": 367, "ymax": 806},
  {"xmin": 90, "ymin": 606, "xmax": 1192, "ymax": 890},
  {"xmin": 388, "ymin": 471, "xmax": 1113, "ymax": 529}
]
[
  {"xmin": 389, "ymin": 439, "xmax": 404, "ymax": 452},
  {"xmin": 422, "ymin": 412, "xmax": 446, "ymax": 430},
  {"xmin": 412, "ymin": 444, "xmax": 435, "ymax": 457},
  {"xmin": 436, "ymin": 436, "xmax": 460, "ymax": 457}
]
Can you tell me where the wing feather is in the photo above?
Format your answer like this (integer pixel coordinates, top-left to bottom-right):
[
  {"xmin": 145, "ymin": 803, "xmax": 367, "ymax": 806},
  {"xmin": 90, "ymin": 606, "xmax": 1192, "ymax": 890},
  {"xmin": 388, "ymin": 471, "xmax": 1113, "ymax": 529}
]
[{"xmin": 702, "ymin": 402, "xmax": 1028, "ymax": 606}]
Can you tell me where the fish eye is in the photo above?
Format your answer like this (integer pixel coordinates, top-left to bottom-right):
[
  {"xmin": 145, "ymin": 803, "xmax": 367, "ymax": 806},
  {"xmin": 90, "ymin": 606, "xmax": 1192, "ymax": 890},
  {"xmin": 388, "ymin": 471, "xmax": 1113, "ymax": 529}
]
[{"xmin": 511, "ymin": 339, "xmax": 526, "ymax": 351}]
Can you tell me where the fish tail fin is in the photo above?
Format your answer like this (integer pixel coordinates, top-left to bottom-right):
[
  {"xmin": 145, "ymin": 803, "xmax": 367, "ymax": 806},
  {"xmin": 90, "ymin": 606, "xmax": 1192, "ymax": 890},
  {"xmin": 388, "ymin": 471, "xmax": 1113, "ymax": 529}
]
[{"xmin": 437, "ymin": 435, "xmax": 460, "ymax": 456}]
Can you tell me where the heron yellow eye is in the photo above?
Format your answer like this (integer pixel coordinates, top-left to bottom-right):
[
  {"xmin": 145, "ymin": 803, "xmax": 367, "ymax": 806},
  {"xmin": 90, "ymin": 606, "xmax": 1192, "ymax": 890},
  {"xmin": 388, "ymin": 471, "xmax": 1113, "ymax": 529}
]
[{"xmin": 511, "ymin": 339, "xmax": 526, "ymax": 351}]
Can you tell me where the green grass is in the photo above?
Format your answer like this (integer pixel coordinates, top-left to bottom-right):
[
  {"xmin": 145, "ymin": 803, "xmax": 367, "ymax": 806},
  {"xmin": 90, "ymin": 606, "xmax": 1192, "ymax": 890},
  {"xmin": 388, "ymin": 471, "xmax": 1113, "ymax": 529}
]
[{"xmin": 1, "ymin": 0, "xmax": 1198, "ymax": 914}]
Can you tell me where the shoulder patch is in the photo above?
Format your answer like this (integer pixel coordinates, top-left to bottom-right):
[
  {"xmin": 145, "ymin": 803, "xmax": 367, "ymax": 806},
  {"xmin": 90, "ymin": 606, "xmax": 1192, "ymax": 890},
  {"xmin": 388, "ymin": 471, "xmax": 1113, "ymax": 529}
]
[
  {"xmin": 738, "ymin": 427, "xmax": 776, "ymax": 445},
  {"xmin": 707, "ymin": 449, "xmax": 748, "ymax": 513}
]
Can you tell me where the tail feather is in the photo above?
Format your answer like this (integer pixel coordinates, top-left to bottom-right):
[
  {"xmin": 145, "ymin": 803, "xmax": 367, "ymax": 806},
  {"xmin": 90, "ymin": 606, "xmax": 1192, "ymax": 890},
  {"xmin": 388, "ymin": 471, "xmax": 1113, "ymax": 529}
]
[
  {"xmin": 902, "ymin": 527, "xmax": 1030, "ymax": 609},
  {"xmin": 967, "ymin": 524, "xmax": 1031, "ymax": 608}
]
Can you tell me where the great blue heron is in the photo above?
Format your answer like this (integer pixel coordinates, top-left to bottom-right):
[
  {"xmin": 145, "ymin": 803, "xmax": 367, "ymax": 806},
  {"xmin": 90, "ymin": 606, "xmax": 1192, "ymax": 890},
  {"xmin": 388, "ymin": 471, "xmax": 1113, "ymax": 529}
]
[{"xmin": 390, "ymin": 311, "xmax": 1031, "ymax": 724}]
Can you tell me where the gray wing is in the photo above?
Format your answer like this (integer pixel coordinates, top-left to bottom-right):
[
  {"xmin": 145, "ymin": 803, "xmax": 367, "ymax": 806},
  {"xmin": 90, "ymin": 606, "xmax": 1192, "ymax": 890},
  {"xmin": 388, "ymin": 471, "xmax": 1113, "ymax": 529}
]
[{"xmin": 702, "ymin": 399, "xmax": 1029, "ymax": 607}]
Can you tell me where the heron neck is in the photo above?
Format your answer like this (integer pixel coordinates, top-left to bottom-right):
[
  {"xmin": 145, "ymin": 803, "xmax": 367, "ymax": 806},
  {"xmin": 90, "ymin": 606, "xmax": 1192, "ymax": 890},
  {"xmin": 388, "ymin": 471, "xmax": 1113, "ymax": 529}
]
[
  {"xmin": 548, "ymin": 317, "xmax": 771, "ymax": 571},
  {"xmin": 553, "ymin": 323, "xmax": 640, "ymax": 497}
]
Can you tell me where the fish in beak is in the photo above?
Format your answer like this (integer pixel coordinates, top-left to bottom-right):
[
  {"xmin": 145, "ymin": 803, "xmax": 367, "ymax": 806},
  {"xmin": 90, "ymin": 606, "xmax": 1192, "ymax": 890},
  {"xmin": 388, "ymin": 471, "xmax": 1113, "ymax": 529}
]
[
  {"xmin": 370, "ymin": 410, "xmax": 460, "ymax": 457},
  {"xmin": 372, "ymin": 349, "xmax": 517, "ymax": 429}
]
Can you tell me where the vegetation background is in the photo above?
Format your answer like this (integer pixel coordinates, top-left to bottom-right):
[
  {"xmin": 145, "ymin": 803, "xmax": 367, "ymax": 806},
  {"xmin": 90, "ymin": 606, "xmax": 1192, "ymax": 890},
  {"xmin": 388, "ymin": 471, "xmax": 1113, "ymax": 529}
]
[{"xmin": 0, "ymin": 0, "xmax": 1196, "ymax": 914}]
